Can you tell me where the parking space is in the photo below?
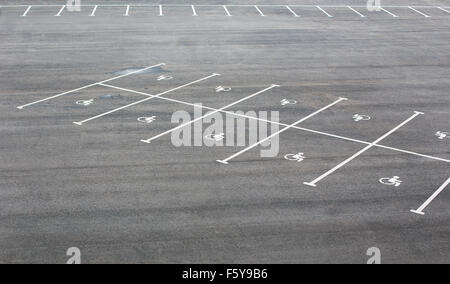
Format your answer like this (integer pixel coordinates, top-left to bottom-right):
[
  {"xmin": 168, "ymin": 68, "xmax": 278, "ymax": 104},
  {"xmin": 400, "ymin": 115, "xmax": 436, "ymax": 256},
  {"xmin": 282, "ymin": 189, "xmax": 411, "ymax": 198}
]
[
  {"xmin": 380, "ymin": 112, "xmax": 450, "ymax": 161},
  {"xmin": 93, "ymin": 5, "xmax": 127, "ymax": 17},
  {"xmin": 256, "ymin": 6, "xmax": 296, "ymax": 17},
  {"xmin": 289, "ymin": 6, "xmax": 332, "ymax": 18},
  {"xmin": 224, "ymin": 88, "xmax": 342, "ymax": 126},
  {"xmin": 0, "ymin": 6, "xmax": 27, "ymax": 17},
  {"xmin": 225, "ymin": 6, "xmax": 264, "ymax": 17},
  {"xmin": 87, "ymin": 95, "xmax": 199, "ymax": 143},
  {"xmin": 331, "ymin": 146, "xmax": 450, "ymax": 214},
  {"xmin": 299, "ymin": 104, "xmax": 423, "ymax": 142},
  {"xmin": 189, "ymin": 5, "xmax": 229, "ymax": 18}
]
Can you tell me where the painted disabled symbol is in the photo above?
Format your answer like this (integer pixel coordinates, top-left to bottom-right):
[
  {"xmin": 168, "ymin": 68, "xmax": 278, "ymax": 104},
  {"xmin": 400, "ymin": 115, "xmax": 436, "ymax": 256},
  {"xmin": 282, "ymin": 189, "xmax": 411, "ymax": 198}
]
[
  {"xmin": 353, "ymin": 114, "xmax": 371, "ymax": 122},
  {"xmin": 280, "ymin": 99, "xmax": 297, "ymax": 106},
  {"xmin": 379, "ymin": 176, "xmax": 402, "ymax": 187},
  {"xmin": 284, "ymin": 153, "xmax": 306, "ymax": 162},
  {"xmin": 76, "ymin": 99, "xmax": 94, "ymax": 106},
  {"xmin": 157, "ymin": 75, "xmax": 173, "ymax": 81},
  {"xmin": 215, "ymin": 86, "xmax": 232, "ymax": 93},
  {"xmin": 138, "ymin": 116, "xmax": 156, "ymax": 124},
  {"xmin": 435, "ymin": 131, "xmax": 449, "ymax": 140},
  {"xmin": 205, "ymin": 133, "xmax": 225, "ymax": 141}
]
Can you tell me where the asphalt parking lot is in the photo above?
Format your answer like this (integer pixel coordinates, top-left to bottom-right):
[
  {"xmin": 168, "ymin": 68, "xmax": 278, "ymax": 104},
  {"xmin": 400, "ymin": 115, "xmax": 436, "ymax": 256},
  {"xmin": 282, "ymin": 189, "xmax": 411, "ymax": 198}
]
[{"xmin": 0, "ymin": 0, "xmax": 449, "ymax": 263}]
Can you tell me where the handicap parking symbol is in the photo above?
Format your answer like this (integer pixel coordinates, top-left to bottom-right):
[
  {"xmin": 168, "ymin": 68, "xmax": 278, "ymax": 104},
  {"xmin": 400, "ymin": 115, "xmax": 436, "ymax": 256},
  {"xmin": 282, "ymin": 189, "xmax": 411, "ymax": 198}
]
[
  {"xmin": 76, "ymin": 99, "xmax": 94, "ymax": 106},
  {"xmin": 157, "ymin": 75, "xmax": 173, "ymax": 81},
  {"xmin": 284, "ymin": 152, "xmax": 306, "ymax": 162},
  {"xmin": 435, "ymin": 131, "xmax": 449, "ymax": 140},
  {"xmin": 379, "ymin": 176, "xmax": 402, "ymax": 187},
  {"xmin": 138, "ymin": 116, "xmax": 156, "ymax": 124},
  {"xmin": 280, "ymin": 99, "xmax": 297, "ymax": 106},
  {"xmin": 215, "ymin": 86, "xmax": 231, "ymax": 93},
  {"xmin": 205, "ymin": 133, "xmax": 225, "ymax": 141},
  {"xmin": 353, "ymin": 114, "xmax": 371, "ymax": 122}
]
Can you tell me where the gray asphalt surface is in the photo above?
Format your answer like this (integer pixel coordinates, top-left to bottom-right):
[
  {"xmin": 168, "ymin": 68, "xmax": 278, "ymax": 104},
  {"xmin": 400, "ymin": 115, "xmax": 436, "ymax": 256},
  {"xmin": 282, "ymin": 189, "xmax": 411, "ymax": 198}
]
[{"xmin": 0, "ymin": 0, "xmax": 449, "ymax": 264}]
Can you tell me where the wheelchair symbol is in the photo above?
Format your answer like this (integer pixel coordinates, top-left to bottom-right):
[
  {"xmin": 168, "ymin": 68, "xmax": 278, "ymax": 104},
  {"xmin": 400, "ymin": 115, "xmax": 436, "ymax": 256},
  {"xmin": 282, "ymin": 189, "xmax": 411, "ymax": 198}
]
[
  {"xmin": 379, "ymin": 176, "xmax": 402, "ymax": 187},
  {"xmin": 205, "ymin": 133, "xmax": 225, "ymax": 141},
  {"xmin": 76, "ymin": 99, "xmax": 94, "ymax": 106},
  {"xmin": 284, "ymin": 153, "xmax": 306, "ymax": 162},
  {"xmin": 138, "ymin": 116, "xmax": 156, "ymax": 124},
  {"xmin": 157, "ymin": 75, "xmax": 173, "ymax": 81},
  {"xmin": 435, "ymin": 131, "xmax": 449, "ymax": 140},
  {"xmin": 215, "ymin": 86, "xmax": 231, "ymax": 93},
  {"xmin": 280, "ymin": 99, "xmax": 297, "ymax": 106},
  {"xmin": 353, "ymin": 114, "xmax": 371, "ymax": 122}
]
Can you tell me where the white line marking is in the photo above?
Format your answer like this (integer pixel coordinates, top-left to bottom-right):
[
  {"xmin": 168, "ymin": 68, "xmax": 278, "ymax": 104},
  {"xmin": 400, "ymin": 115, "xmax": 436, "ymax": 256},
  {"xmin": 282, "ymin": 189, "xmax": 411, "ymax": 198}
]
[
  {"xmin": 437, "ymin": 7, "xmax": 450, "ymax": 13},
  {"xmin": 348, "ymin": 6, "xmax": 366, "ymax": 17},
  {"xmin": 286, "ymin": 6, "xmax": 300, "ymax": 17},
  {"xmin": 21, "ymin": 5, "xmax": 32, "ymax": 17},
  {"xmin": 409, "ymin": 6, "xmax": 431, "ymax": 17},
  {"xmin": 304, "ymin": 111, "xmax": 424, "ymax": 187},
  {"xmin": 381, "ymin": 7, "xmax": 399, "ymax": 17},
  {"xmin": 141, "ymin": 84, "xmax": 279, "ymax": 143},
  {"xmin": 217, "ymin": 97, "xmax": 347, "ymax": 164},
  {"xmin": 95, "ymin": 84, "xmax": 450, "ymax": 164},
  {"xmin": 191, "ymin": 5, "xmax": 198, "ymax": 16},
  {"xmin": 254, "ymin": 5, "xmax": 265, "ymax": 16},
  {"xmin": 55, "ymin": 5, "xmax": 65, "ymax": 16},
  {"xmin": 90, "ymin": 5, "xmax": 98, "ymax": 16},
  {"xmin": 73, "ymin": 74, "xmax": 220, "ymax": 125},
  {"xmin": 0, "ymin": 5, "xmax": 447, "ymax": 8},
  {"xmin": 411, "ymin": 177, "xmax": 450, "ymax": 216},
  {"xmin": 374, "ymin": 144, "xmax": 450, "ymax": 163},
  {"xmin": 317, "ymin": 6, "xmax": 333, "ymax": 17},
  {"xmin": 124, "ymin": 5, "xmax": 130, "ymax": 16},
  {"xmin": 17, "ymin": 63, "xmax": 165, "ymax": 109},
  {"xmin": 223, "ymin": 5, "xmax": 232, "ymax": 16},
  {"xmin": 159, "ymin": 5, "xmax": 164, "ymax": 16}
]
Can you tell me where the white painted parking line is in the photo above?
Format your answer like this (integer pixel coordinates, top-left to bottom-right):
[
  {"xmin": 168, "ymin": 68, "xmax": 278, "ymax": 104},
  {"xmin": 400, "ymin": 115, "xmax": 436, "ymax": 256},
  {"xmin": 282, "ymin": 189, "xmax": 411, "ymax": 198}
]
[
  {"xmin": 374, "ymin": 144, "xmax": 450, "ymax": 164},
  {"xmin": 381, "ymin": 7, "xmax": 399, "ymax": 18},
  {"xmin": 90, "ymin": 5, "xmax": 98, "ymax": 16},
  {"xmin": 317, "ymin": 6, "xmax": 333, "ymax": 17},
  {"xmin": 72, "ymin": 74, "xmax": 220, "ymax": 125},
  {"xmin": 21, "ymin": 5, "xmax": 32, "ymax": 17},
  {"xmin": 223, "ymin": 5, "xmax": 232, "ymax": 16},
  {"xmin": 411, "ymin": 177, "xmax": 450, "ymax": 216},
  {"xmin": 141, "ymin": 84, "xmax": 279, "ymax": 143},
  {"xmin": 80, "ymin": 83, "xmax": 450, "ymax": 164},
  {"xmin": 217, "ymin": 97, "xmax": 348, "ymax": 165},
  {"xmin": 348, "ymin": 6, "xmax": 366, "ymax": 17},
  {"xmin": 304, "ymin": 111, "xmax": 424, "ymax": 187},
  {"xmin": 17, "ymin": 63, "xmax": 165, "ymax": 109},
  {"xmin": 124, "ymin": 5, "xmax": 130, "ymax": 16},
  {"xmin": 409, "ymin": 6, "xmax": 431, "ymax": 17},
  {"xmin": 1, "ymin": 4, "xmax": 450, "ymax": 10},
  {"xmin": 159, "ymin": 5, "xmax": 164, "ymax": 16},
  {"xmin": 438, "ymin": 7, "xmax": 450, "ymax": 13},
  {"xmin": 191, "ymin": 5, "xmax": 198, "ymax": 16},
  {"xmin": 254, "ymin": 5, "xmax": 266, "ymax": 17},
  {"xmin": 286, "ymin": 6, "xmax": 300, "ymax": 17},
  {"xmin": 55, "ymin": 5, "xmax": 66, "ymax": 17}
]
